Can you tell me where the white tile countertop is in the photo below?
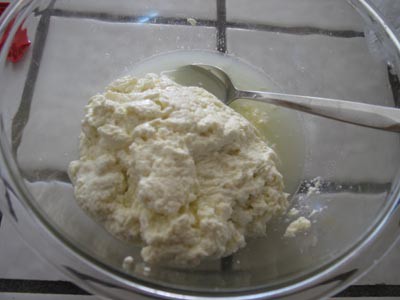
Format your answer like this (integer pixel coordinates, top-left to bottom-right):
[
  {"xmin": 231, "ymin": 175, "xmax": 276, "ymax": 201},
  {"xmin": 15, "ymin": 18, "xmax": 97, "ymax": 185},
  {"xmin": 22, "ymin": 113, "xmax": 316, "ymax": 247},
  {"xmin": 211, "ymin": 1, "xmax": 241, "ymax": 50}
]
[
  {"xmin": 1, "ymin": 215, "xmax": 400, "ymax": 298},
  {"xmin": 1, "ymin": 0, "xmax": 400, "ymax": 299}
]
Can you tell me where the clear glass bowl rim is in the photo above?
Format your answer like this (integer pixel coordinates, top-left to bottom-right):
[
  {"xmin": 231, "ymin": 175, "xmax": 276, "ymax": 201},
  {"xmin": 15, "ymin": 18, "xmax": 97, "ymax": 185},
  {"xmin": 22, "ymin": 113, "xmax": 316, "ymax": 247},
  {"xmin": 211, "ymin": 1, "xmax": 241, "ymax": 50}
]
[{"xmin": 1, "ymin": 0, "xmax": 400, "ymax": 299}]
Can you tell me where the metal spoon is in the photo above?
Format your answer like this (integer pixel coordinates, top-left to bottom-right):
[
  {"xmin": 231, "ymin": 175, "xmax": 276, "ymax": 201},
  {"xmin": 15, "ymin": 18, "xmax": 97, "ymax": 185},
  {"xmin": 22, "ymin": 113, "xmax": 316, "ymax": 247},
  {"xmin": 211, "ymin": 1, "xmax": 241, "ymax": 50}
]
[{"xmin": 166, "ymin": 64, "xmax": 400, "ymax": 132}]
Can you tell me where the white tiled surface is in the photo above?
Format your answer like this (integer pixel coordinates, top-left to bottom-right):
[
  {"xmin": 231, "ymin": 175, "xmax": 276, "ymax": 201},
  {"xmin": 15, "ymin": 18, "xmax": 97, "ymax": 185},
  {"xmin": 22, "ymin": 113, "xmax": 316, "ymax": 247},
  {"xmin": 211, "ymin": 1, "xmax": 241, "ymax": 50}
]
[
  {"xmin": 0, "ymin": 221, "xmax": 148, "ymax": 299},
  {"xmin": 226, "ymin": 0, "xmax": 365, "ymax": 31},
  {"xmin": 2, "ymin": 0, "xmax": 400, "ymax": 299},
  {"xmin": 226, "ymin": 29, "xmax": 392, "ymax": 102},
  {"xmin": 227, "ymin": 27, "xmax": 400, "ymax": 183},
  {"xmin": 0, "ymin": 216, "xmax": 70, "ymax": 281},
  {"xmin": 1, "ymin": 216, "xmax": 400, "ymax": 289}
]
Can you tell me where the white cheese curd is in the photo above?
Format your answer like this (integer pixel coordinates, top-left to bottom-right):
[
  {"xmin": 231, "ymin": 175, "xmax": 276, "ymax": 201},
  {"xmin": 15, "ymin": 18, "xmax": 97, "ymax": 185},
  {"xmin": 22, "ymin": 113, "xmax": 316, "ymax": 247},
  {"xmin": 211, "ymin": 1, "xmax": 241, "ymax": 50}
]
[
  {"xmin": 284, "ymin": 217, "xmax": 311, "ymax": 238},
  {"xmin": 69, "ymin": 73, "xmax": 288, "ymax": 266}
]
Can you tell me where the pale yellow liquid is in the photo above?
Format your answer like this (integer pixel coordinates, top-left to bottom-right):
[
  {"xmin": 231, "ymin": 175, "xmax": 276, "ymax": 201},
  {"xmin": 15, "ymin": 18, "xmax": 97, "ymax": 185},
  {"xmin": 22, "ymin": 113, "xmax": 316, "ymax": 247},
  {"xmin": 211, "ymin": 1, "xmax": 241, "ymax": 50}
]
[{"xmin": 129, "ymin": 50, "xmax": 306, "ymax": 195}]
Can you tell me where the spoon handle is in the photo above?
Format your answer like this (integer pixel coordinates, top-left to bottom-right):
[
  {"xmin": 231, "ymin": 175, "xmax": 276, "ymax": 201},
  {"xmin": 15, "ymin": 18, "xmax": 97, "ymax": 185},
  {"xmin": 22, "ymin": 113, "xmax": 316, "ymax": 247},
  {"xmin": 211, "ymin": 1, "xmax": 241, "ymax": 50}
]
[{"xmin": 236, "ymin": 90, "xmax": 400, "ymax": 132}]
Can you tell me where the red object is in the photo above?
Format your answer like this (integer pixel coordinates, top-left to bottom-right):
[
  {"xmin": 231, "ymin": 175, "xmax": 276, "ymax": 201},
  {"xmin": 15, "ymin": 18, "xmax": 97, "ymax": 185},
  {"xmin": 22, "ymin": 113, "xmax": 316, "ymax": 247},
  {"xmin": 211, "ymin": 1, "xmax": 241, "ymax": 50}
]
[
  {"xmin": 0, "ymin": 2, "xmax": 31, "ymax": 63},
  {"xmin": 0, "ymin": 2, "xmax": 8, "ymax": 14}
]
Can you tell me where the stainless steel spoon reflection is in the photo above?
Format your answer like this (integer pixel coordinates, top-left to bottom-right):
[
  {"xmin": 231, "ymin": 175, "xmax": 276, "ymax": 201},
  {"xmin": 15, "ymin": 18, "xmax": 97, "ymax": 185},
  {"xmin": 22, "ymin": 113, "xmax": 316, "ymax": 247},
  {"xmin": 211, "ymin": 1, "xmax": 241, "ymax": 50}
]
[{"xmin": 166, "ymin": 64, "xmax": 400, "ymax": 132}]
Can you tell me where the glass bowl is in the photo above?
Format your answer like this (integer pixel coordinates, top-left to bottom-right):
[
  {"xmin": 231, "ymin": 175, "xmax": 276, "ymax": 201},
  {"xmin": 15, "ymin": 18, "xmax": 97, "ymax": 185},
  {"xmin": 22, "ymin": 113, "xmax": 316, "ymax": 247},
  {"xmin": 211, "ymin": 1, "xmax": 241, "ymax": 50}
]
[{"xmin": 1, "ymin": 0, "xmax": 400, "ymax": 299}]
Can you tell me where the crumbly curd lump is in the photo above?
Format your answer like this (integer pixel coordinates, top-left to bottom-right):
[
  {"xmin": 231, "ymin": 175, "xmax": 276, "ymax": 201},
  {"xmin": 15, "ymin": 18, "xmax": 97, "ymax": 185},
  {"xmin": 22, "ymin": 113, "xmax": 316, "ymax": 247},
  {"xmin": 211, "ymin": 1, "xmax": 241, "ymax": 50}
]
[
  {"xmin": 284, "ymin": 217, "xmax": 311, "ymax": 238},
  {"xmin": 69, "ymin": 74, "xmax": 288, "ymax": 266}
]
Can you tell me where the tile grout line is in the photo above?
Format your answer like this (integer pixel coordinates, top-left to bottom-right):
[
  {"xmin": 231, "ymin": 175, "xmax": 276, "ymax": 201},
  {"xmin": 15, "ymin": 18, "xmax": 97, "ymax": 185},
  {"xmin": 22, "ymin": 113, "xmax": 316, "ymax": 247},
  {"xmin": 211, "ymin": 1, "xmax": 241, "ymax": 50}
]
[
  {"xmin": 34, "ymin": 8, "xmax": 364, "ymax": 38},
  {"xmin": 216, "ymin": 0, "xmax": 227, "ymax": 53},
  {"xmin": 1, "ymin": 279, "xmax": 400, "ymax": 297},
  {"xmin": 335, "ymin": 284, "xmax": 400, "ymax": 297},
  {"xmin": 0, "ymin": 279, "xmax": 89, "ymax": 295},
  {"xmin": 388, "ymin": 65, "xmax": 400, "ymax": 107},
  {"xmin": 43, "ymin": 9, "xmax": 217, "ymax": 27},
  {"xmin": 2, "ymin": 0, "xmax": 57, "ymax": 227},
  {"xmin": 11, "ymin": 0, "xmax": 55, "ymax": 157},
  {"xmin": 226, "ymin": 22, "xmax": 364, "ymax": 38}
]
